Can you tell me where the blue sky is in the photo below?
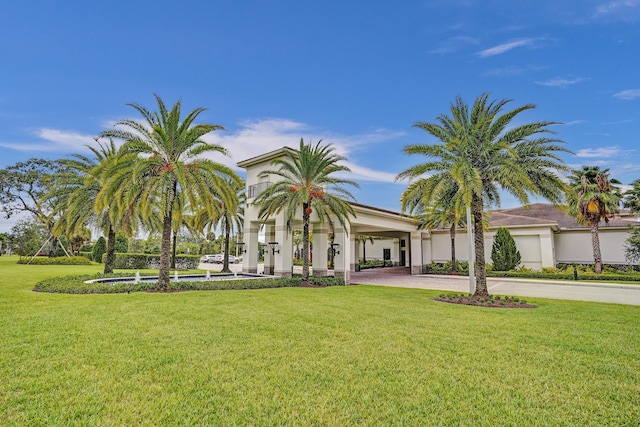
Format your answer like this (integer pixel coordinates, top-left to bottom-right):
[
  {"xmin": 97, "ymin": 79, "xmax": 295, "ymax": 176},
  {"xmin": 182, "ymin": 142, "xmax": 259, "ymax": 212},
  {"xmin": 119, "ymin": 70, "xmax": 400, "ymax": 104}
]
[{"xmin": 2, "ymin": 0, "xmax": 640, "ymax": 233}]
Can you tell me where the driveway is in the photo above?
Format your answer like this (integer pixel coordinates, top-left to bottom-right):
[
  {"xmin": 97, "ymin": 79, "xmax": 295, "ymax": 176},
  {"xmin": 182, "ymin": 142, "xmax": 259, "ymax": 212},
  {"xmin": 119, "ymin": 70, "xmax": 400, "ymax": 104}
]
[{"xmin": 350, "ymin": 267, "xmax": 640, "ymax": 306}]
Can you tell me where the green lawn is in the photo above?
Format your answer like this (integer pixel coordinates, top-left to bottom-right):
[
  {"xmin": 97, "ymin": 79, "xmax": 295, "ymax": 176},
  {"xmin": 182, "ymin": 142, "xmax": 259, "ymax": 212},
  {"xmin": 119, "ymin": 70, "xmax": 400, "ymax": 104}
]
[{"xmin": 1, "ymin": 256, "xmax": 639, "ymax": 426}]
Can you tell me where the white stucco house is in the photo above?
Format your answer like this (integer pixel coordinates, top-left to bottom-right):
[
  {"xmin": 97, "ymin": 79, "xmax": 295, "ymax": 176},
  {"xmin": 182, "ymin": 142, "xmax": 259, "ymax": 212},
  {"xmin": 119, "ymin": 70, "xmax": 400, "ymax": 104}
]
[{"xmin": 239, "ymin": 147, "xmax": 637, "ymax": 282}]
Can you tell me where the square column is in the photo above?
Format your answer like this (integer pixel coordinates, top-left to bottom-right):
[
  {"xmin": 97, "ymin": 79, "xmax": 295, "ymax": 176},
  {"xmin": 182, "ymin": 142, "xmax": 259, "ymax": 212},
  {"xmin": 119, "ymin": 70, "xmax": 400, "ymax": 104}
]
[
  {"xmin": 242, "ymin": 221, "xmax": 260, "ymax": 274},
  {"xmin": 274, "ymin": 213, "xmax": 293, "ymax": 277},
  {"xmin": 410, "ymin": 230, "xmax": 423, "ymax": 275},
  {"xmin": 334, "ymin": 224, "xmax": 351, "ymax": 285},
  {"xmin": 312, "ymin": 223, "xmax": 328, "ymax": 277}
]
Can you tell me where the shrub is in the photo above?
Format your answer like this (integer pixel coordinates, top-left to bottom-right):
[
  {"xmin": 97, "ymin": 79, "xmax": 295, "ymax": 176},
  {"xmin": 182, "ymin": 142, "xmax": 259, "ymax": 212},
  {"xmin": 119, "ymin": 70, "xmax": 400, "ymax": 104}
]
[
  {"xmin": 92, "ymin": 237, "xmax": 107, "ymax": 263},
  {"xmin": 114, "ymin": 235, "xmax": 129, "ymax": 253},
  {"xmin": 104, "ymin": 253, "xmax": 203, "ymax": 269},
  {"xmin": 17, "ymin": 256, "xmax": 93, "ymax": 265},
  {"xmin": 34, "ymin": 273, "xmax": 346, "ymax": 294},
  {"xmin": 491, "ymin": 227, "xmax": 521, "ymax": 271}
]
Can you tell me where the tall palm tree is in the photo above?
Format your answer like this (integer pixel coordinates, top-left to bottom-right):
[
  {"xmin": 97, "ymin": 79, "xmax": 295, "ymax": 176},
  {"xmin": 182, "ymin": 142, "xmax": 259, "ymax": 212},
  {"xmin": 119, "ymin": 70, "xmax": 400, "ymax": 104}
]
[
  {"xmin": 48, "ymin": 140, "xmax": 129, "ymax": 273},
  {"xmin": 567, "ymin": 166, "xmax": 622, "ymax": 274},
  {"xmin": 400, "ymin": 176, "xmax": 466, "ymax": 273},
  {"xmin": 623, "ymin": 179, "xmax": 640, "ymax": 216},
  {"xmin": 99, "ymin": 94, "xmax": 241, "ymax": 290},
  {"xmin": 207, "ymin": 179, "xmax": 244, "ymax": 273},
  {"xmin": 254, "ymin": 139, "xmax": 358, "ymax": 283},
  {"xmin": 397, "ymin": 93, "xmax": 570, "ymax": 296}
]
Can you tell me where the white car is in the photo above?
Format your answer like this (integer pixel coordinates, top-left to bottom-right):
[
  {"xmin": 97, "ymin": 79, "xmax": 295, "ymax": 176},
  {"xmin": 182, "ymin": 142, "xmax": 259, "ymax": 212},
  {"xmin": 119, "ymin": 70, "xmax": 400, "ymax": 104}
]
[
  {"xmin": 200, "ymin": 254, "xmax": 218, "ymax": 263},
  {"xmin": 215, "ymin": 254, "xmax": 240, "ymax": 264}
]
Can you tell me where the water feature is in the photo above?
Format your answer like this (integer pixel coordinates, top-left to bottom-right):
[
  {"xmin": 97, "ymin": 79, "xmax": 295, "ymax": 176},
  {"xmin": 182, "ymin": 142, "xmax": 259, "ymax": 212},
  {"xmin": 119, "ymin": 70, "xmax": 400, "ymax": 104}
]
[
  {"xmin": 206, "ymin": 270, "xmax": 211, "ymax": 280},
  {"xmin": 134, "ymin": 271, "xmax": 141, "ymax": 284}
]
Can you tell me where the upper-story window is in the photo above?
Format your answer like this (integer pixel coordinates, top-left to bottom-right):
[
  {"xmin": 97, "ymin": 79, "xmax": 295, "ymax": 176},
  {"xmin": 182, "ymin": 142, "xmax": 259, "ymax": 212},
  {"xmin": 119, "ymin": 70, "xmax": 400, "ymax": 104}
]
[{"xmin": 247, "ymin": 181, "xmax": 272, "ymax": 199}]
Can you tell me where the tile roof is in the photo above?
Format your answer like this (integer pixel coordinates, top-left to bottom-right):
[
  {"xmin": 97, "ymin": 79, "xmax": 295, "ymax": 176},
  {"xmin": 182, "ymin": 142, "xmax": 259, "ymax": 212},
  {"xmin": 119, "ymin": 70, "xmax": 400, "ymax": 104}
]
[{"xmin": 492, "ymin": 203, "xmax": 635, "ymax": 229}]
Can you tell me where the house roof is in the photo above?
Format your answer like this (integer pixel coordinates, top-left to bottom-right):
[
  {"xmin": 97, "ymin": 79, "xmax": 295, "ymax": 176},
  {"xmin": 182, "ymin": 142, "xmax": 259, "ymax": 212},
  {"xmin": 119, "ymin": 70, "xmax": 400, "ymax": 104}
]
[
  {"xmin": 492, "ymin": 203, "xmax": 635, "ymax": 230},
  {"xmin": 237, "ymin": 146, "xmax": 297, "ymax": 168}
]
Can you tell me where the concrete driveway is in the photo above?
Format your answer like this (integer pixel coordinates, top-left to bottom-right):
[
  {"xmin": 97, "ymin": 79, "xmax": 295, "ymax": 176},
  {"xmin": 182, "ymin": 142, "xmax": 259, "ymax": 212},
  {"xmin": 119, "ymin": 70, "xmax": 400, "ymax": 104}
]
[{"xmin": 350, "ymin": 268, "xmax": 640, "ymax": 306}]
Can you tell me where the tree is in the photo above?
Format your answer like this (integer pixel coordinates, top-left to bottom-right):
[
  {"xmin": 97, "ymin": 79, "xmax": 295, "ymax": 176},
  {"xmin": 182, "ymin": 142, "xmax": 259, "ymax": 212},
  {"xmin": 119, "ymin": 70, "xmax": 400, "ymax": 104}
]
[
  {"xmin": 92, "ymin": 237, "xmax": 107, "ymax": 263},
  {"xmin": 115, "ymin": 235, "xmax": 129, "ymax": 253},
  {"xmin": 491, "ymin": 227, "xmax": 521, "ymax": 271},
  {"xmin": 255, "ymin": 139, "xmax": 358, "ymax": 283},
  {"xmin": 99, "ymin": 94, "xmax": 241, "ymax": 290},
  {"xmin": 397, "ymin": 93, "xmax": 569, "ymax": 296},
  {"xmin": 9, "ymin": 218, "xmax": 49, "ymax": 256},
  {"xmin": 358, "ymin": 235, "xmax": 379, "ymax": 264},
  {"xmin": 47, "ymin": 140, "xmax": 130, "ymax": 273},
  {"xmin": 624, "ymin": 227, "xmax": 640, "ymax": 265},
  {"xmin": 567, "ymin": 166, "xmax": 622, "ymax": 274},
  {"xmin": 623, "ymin": 179, "xmax": 640, "ymax": 216},
  {"xmin": 0, "ymin": 159, "xmax": 62, "ymax": 256}
]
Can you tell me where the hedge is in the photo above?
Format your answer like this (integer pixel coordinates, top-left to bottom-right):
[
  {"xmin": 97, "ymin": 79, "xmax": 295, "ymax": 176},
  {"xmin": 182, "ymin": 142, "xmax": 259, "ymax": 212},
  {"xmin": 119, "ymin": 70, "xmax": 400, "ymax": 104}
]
[
  {"xmin": 17, "ymin": 256, "xmax": 93, "ymax": 266},
  {"xmin": 33, "ymin": 273, "xmax": 345, "ymax": 294},
  {"xmin": 101, "ymin": 253, "xmax": 201, "ymax": 269}
]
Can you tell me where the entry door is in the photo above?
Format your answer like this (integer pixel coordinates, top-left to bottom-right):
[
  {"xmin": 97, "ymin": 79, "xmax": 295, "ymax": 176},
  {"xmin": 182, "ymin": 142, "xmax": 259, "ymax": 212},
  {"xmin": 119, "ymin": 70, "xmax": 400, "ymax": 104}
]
[{"xmin": 400, "ymin": 250, "xmax": 406, "ymax": 267}]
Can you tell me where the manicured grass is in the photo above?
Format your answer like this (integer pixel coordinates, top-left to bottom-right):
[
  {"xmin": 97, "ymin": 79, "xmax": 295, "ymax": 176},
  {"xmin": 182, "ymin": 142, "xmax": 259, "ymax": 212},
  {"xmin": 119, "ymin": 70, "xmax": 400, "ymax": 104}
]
[{"xmin": 1, "ymin": 255, "xmax": 639, "ymax": 425}]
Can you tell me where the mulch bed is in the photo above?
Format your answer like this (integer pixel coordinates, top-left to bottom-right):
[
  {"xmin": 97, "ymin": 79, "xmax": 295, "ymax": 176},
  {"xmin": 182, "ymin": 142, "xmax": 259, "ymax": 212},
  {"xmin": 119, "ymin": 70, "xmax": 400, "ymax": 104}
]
[{"xmin": 434, "ymin": 294, "xmax": 537, "ymax": 309}]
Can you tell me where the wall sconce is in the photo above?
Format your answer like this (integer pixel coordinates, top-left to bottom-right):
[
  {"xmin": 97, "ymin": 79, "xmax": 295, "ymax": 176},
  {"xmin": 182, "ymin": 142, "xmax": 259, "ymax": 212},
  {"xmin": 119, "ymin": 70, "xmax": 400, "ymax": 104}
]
[
  {"xmin": 330, "ymin": 243, "xmax": 340, "ymax": 256},
  {"xmin": 267, "ymin": 241, "xmax": 280, "ymax": 255},
  {"xmin": 237, "ymin": 242, "xmax": 247, "ymax": 254}
]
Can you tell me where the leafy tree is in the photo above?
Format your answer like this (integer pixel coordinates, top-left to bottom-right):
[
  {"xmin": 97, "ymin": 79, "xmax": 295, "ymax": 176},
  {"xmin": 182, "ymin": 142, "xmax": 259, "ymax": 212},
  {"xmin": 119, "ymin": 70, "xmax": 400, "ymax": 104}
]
[
  {"xmin": 255, "ymin": 139, "xmax": 358, "ymax": 284},
  {"xmin": 624, "ymin": 227, "xmax": 640, "ymax": 264},
  {"xmin": 397, "ymin": 93, "xmax": 569, "ymax": 296},
  {"xmin": 99, "ymin": 94, "xmax": 241, "ymax": 290},
  {"xmin": 128, "ymin": 238, "xmax": 145, "ymax": 254},
  {"xmin": 0, "ymin": 159, "xmax": 62, "ymax": 256},
  {"xmin": 92, "ymin": 236, "xmax": 107, "ymax": 263},
  {"xmin": 623, "ymin": 179, "xmax": 640, "ymax": 216},
  {"xmin": 567, "ymin": 166, "xmax": 622, "ymax": 274},
  {"xmin": 9, "ymin": 218, "xmax": 49, "ymax": 256},
  {"xmin": 491, "ymin": 227, "xmax": 521, "ymax": 271}
]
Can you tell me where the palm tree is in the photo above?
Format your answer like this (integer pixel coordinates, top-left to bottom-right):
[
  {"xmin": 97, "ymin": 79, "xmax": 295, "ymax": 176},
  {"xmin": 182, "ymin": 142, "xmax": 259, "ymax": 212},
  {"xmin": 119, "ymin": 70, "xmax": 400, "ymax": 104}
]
[
  {"xmin": 99, "ymin": 94, "xmax": 241, "ymax": 290},
  {"xmin": 567, "ymin": 166, "xmax": 622, "ymax": 274},
  {"xmin": 209, "ymin": 179, "xmax": 244, "ymax": 273},
  {"xmin": 623, "ymin": 179, "xmax": 640, "ymax": 216},
  {"xmin": 358, "ymin": 235, "xmax": 379, "ymax": 265},
  {"xmin": 400, "ymin": 176, "xmax": 466, "ymax": 273},
  {"xmin": 254, "ymin": 139, "xmax": 358, "ymax": 284},
  {"xmin": 48, "ymin": 139, "xmax": 129, "ymax": 273},
  {"xmin": 397, "ymin": 93, "xmax": 570, "ymax": 296}
]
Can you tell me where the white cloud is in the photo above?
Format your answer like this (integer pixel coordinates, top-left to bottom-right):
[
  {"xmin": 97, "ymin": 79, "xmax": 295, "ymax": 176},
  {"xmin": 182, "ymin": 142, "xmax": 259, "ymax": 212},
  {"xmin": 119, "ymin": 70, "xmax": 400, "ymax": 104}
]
[
  {"xmin": 202, "ymin": 118, "xmax": 405, "ymax": 183},
  {"xmin": 477, "ymin": 38, "xmax": 536, "ymax": 58},
  {"xmin": 427, "ymin": 35, "xmax": 479, "ymax": 55},
  {"xmin": 575, "ymin": 147, "xmax": 621, "ymax": 158},
  {"xmin": 0, "ymin": 128, "xmax": 95, "ymax": 153},
  {"xmin": 613, "ymin": 89, "xmax": 640, "ymax": 100},
  {"xmin": 563, "ymin": 120, "xmax": 587, "ymax": 126},
  {"xmin": 594, "ymin": 0, "xmax": 639, "ymax": 17},
  {"xmin": 535, "ymin": 77, "xmax": 586, "ymax": 87}
]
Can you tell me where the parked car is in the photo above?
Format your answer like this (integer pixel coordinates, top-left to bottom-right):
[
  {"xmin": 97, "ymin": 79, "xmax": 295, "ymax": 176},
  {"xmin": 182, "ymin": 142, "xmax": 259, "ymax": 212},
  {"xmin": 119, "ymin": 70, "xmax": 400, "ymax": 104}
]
[
  {"xmin": 214, "ymin": 254, "xmax": 241, "ymax": 264},
  {"xmin": 200, "ymin": 254, "xmax": 218, "ymax": 263}
]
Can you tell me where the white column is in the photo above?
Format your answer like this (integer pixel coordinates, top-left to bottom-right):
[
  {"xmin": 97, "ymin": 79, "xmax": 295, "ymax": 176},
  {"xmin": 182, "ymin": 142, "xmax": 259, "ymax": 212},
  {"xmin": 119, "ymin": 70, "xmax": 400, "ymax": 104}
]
[
  {"xmin": 393, "ymin": 238, "xmax": 400, "ymax": 267},
  {"xmin": 334, "ymin": 224, "xmax": 351, "ymax": 285},
  {"xmin": 410, "ymin": 230, "xmax": 423, "ymax": 275},
  {"xmin": 274, "ymin": 213, "xmax": 293, "ymax": 277},
  {"xmin": 312, "ymin": 223, "xmax": 328, "ymax": 277},
  {"xmin": 242, "ymin": 221, "xmax": 259, "ymax": 274}
]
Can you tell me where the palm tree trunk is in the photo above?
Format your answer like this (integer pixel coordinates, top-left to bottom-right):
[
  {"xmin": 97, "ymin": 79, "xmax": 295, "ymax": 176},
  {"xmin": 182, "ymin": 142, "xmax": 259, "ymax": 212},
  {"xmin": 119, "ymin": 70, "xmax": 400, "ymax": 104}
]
[
  {"xmin": 104, "ymin": 224, "xmax": 116, "ymax": 274},
  {"xmin": 158, "ymin": 181, "xmax": 177, "ymax": 291},
  {"xmin": 472, "ymin": 195, "xmax": 488, "ymax": 296},
  {"xmin": 450, "ymin": 224, "xmax": 457, "ymax": 273},
  {"xmin": 171, "ymin": 232, "xmax": 177, "ymax": 269},
  {"xmin": 302, "ymin": 203, "xmax": 310, "ymax": 283},
  {"xmin": 362, "ymin": 241, "xmax": 367, "ymax": 264},
  {"xmin": 329, "ymin": 233, "xmax": 335, "ymax": 269},
  {"xmin": 591, "ymin": 222, "xmax": 603, "ymax": 274},
  {"xmin": 222, "ymin": 216, "xmax": 231, "ymax": 273}
]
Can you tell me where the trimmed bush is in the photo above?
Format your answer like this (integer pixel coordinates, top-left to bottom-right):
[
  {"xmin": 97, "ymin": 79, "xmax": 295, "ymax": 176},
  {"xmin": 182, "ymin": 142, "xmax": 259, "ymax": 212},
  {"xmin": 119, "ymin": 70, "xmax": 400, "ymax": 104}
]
[
  {"xmin": 78, "ymin": 252, "xmax": 92, "ymax": 260},
  {"xmin": 491, "ymin": 227, "xmax": 521, "ymax": 271},
  {"xmin": 91, "ymin": 237, "xmax": 107, "ymax": 263},
  {"xmin": 33, "ymin": 273, "xmax": 345, "ymax": 294},
  {"xmin": 17, "ymin": 256, "xmax": 93, "ymax": 265}
]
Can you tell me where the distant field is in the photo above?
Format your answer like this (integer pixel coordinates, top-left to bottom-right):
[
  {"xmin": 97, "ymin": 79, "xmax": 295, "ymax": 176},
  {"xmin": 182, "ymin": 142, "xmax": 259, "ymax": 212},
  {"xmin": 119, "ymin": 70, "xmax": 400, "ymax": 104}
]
[{"xmin": 1, "ymin": 255, "xmax": 638, "ymax": 426}]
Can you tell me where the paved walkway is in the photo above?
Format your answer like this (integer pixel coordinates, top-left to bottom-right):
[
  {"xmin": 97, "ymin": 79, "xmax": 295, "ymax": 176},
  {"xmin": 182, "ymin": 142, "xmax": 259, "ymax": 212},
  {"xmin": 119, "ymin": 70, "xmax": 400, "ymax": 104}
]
[{"xmin": 350, "ymin": 267, "xmax": 640, "ymax": 306}]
